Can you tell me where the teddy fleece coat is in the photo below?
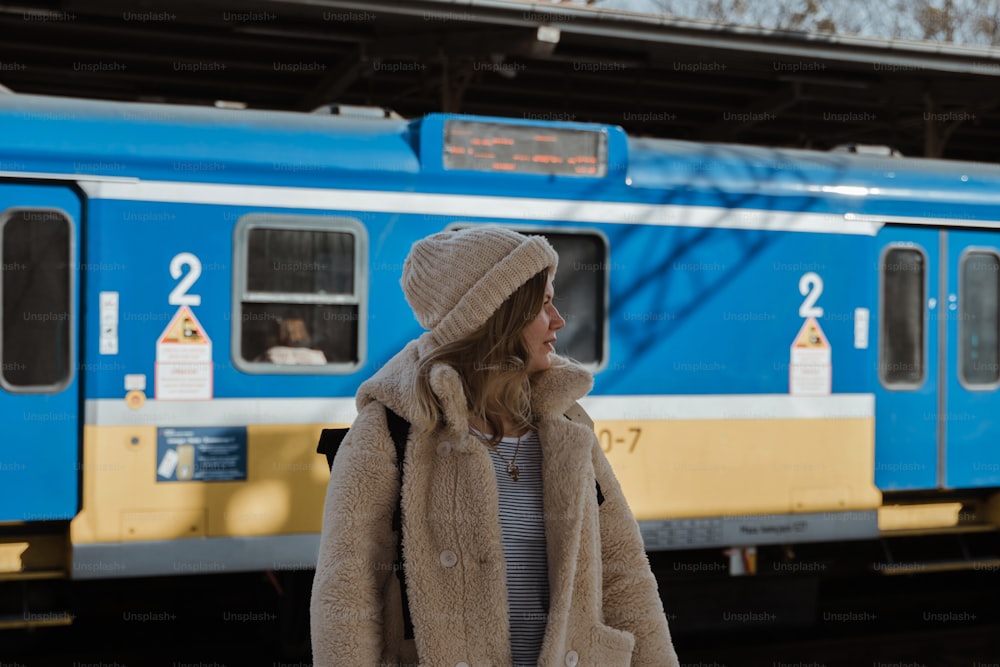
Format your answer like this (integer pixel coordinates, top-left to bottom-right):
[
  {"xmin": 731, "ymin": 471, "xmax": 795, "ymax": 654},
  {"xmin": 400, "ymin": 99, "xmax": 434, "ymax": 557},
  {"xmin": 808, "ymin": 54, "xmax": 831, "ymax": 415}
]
[{"xmin": 310, "ymin": 338, "xmax": 680, "ymax": 667}]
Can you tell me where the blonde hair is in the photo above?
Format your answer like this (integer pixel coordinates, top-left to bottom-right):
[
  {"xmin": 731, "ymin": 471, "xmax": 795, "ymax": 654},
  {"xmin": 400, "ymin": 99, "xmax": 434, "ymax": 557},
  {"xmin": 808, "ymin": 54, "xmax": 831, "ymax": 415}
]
[{"xmin": 413, "ymin": 269, "xmax": 549, "ymax": 444}]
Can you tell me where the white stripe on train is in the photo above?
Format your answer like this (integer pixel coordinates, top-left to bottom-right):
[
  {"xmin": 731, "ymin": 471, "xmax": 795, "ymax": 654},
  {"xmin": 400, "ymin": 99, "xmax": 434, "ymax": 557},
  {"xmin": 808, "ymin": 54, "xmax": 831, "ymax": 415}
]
[
  {"xmin": 81, "ymin": 180, "xmax": 881, "ymax": 235},
  {"xmin": 85, "ymin": 393, "xmax": 874, "ymax": 427}
]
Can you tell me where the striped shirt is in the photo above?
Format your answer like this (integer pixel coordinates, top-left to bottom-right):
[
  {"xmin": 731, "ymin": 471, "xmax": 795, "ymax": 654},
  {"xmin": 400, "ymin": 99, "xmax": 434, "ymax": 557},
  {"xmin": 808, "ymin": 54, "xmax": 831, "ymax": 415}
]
[{"xmin": 476, "ymin": 429, "xmax": 549, "ymax": 667}]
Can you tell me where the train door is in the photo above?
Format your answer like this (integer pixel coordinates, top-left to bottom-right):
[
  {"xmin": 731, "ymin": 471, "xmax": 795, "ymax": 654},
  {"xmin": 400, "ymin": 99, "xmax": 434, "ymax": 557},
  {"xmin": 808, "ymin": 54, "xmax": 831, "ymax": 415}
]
[
  {"xmin": 943, "ymin": 229, "xmax": 1000, "ymax": 488},
  {"xmin": 0, "ymin": 185, "xmax": 80, "ymax": 522},
  {"xmin": 874, "ymin": 226, "xmax": 940, "ymax": 490}
]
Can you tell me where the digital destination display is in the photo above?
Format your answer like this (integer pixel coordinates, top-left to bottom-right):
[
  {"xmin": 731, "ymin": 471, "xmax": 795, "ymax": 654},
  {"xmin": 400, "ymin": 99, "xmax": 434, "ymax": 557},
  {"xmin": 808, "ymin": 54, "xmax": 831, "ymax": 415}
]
[{"xmin": 442, "ymin": 119, "xmax": 608, "ymax": 177}]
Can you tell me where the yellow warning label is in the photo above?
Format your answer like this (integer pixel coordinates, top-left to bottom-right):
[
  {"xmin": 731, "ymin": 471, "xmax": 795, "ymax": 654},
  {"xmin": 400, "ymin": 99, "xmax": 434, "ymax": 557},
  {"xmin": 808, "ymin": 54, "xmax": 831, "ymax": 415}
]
[
  {"xmin": 792, "ymin": 317, "xmax": 829, "ymax": 349},
  {"xmin": 159, "ymin": 306, "xmax": 209, "ymax": 344}
]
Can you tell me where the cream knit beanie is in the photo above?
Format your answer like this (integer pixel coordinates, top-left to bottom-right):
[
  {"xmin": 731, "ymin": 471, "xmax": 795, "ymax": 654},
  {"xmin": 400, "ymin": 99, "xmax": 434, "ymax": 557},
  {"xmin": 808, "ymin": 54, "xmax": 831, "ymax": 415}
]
[{"xmin": 402, "ymin": 227, "xmax": 558, "ymax": 346}]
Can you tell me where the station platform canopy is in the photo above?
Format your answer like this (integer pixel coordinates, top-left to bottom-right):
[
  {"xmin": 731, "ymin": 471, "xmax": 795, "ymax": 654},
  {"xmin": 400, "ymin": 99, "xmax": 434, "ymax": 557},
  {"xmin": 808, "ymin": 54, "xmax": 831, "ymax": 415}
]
[{"xmin": 2, "ymin": 0, "xmax": 999, "ymax": 161}]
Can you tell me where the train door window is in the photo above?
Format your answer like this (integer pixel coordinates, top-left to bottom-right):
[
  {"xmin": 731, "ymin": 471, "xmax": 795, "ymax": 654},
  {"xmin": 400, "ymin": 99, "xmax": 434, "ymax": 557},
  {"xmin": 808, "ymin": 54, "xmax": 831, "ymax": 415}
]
[
  {"xmin": 959, "ymin": 250, "xmax": 1000, "ymax": 387},
  {"xmin": 449, "ymin": 224, "xmax": 608, "ymax": 369},
  {"xmin": 233, "ymin": 214, "xmax": 367, "ymax": 374},
  {"xmin": 879, "ymin": 246, "xmax": 925, "ymax": 387},
  {"xmin": 1, "ymin": 209, "xmax": 72, "ymax": 391}
]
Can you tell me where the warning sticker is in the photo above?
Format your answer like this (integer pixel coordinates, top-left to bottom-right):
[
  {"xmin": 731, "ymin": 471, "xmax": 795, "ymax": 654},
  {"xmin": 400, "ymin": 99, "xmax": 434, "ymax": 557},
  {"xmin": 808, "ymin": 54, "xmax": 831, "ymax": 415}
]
[
  {"xmin": 155, "ymin": 306, "xmax": 213, "ymax": 400},
  {"xmin": 792, "ymin": 317, "xmax": 829, "ymax": 349},
  {"xmin": 159, "ymin": 305, "xmax": 209, "ymax": 345},
  {"xmin": 789, "ymin": 317, "xmax": 831, "ymax": 395}
]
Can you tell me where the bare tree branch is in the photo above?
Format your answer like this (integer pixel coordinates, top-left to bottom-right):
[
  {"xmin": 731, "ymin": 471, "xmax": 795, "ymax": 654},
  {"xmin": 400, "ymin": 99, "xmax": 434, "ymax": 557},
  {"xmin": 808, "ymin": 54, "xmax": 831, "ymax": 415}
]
[{"xmin": 586, "ymin": 0, "xmax": 1000, "ymax": 45}]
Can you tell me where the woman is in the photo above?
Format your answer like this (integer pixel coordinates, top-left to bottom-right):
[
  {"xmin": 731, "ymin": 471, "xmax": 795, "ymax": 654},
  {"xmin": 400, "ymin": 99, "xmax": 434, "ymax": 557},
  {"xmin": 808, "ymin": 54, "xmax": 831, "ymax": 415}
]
[{"xmin": 311, "ymin": 226, "xmax": 680, "ymax": 667}]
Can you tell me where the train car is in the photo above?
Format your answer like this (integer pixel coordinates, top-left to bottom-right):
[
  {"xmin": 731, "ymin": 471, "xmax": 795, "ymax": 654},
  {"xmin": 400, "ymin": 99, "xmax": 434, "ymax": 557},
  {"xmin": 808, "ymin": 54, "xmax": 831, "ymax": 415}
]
[{"xmin": 2, "ymin": 93, "xmax": 1000, "ymax": 629}]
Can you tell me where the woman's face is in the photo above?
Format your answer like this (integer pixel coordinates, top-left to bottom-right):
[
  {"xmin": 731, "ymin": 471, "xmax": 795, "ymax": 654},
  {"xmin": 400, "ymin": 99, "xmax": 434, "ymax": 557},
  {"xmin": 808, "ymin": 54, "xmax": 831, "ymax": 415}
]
[{"xmin": 522, "ymin": 275, "xmax": 565, "ymax": 374}]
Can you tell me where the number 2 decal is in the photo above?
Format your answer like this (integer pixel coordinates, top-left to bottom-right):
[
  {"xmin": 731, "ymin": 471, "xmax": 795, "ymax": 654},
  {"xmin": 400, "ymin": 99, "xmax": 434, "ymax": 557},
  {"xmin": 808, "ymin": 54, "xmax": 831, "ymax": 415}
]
[
  {"xmin": 798, "ymin": 272, "xmax": 823, "ymax": 317},
  {"xmin": 169, "ymin": 252, "xmax": 202, "ymax": 306}
]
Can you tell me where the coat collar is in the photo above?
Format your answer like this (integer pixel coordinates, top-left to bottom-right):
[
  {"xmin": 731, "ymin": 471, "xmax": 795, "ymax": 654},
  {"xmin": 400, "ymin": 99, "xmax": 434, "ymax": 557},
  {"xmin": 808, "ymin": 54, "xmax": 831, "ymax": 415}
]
[{"xmin": 356, "ymin": 333, "xmax": 594, "ymax": 432}]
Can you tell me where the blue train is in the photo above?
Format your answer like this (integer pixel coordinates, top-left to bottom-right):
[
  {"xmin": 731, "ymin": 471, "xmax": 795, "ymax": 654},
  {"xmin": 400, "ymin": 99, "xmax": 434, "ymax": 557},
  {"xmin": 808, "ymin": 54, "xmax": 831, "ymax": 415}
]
[{"xmin": 1, "ymin": 93, "xmax": 998, "ymax": 616}]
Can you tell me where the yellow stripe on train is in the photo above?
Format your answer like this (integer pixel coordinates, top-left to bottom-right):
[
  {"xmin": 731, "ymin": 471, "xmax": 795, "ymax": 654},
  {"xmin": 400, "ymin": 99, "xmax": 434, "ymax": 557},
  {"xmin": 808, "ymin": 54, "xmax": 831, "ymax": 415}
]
[
  {"xmin": 597, "ymin": 417, "xmax": 881, "ymax": 521},
  {"xmin": 74, "ymin": 417, "xmax": 879, "ymax": 546}
]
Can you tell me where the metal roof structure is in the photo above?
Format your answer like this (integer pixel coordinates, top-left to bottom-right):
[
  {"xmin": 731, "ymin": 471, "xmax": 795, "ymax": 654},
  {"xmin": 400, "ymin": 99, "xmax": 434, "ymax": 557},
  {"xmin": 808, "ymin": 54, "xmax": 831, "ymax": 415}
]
[{"xmin": 2, "ymin": 0, "xmax": 999, "ymax": 161}]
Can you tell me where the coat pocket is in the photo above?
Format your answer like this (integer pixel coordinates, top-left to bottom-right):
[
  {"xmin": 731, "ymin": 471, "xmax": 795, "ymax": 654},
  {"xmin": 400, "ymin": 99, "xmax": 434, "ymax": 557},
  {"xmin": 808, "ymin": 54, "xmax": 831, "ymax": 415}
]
[{"xmin": 585, "ymin": 624, "xmax": 635, "ymax": 666}]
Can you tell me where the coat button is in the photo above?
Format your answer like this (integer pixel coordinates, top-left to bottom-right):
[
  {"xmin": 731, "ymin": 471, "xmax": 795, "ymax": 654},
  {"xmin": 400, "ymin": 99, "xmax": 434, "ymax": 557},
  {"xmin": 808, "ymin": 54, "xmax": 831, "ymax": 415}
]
[
  {"xmin": 437, "ymin": 440, "xmax": 452, "ymax": 457},
  {"xmin": 439, "ymin": 549, "xmax": 458, "ymax": 568},
  {"xmin": 565, "ymin": 650, "xmax": 579, "ymax": 666}
]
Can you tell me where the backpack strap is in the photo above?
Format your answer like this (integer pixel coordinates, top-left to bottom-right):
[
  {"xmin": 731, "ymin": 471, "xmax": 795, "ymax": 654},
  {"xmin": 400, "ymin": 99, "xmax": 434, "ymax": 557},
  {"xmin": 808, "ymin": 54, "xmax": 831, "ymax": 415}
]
[
  {"xmin": 316, "ymin": 427, "xmax": 349, "ymax": 471},
  {"xmin": 315, "ymin": 408, "xmax": 415, "ymax": 640},
  {"xmin": 384, "ymin": 407, "xmax": 414, "ymax": 641},
  {"xmin": 315, "ymin": 408, "xmax": 408, "ymax": 472}
]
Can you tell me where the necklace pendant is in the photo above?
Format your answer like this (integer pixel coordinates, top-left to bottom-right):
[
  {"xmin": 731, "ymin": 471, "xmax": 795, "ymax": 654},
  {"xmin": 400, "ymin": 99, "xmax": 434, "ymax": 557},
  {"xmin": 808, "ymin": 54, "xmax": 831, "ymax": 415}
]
[{"xmin": 507, "ymin": 462, "xmax": 520, "ymax": 482}]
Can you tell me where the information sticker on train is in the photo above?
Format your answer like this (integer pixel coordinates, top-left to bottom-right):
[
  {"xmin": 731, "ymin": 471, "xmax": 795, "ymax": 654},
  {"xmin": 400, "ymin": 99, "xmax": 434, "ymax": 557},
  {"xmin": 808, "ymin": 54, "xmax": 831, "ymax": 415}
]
[
  {"xmin": 155, "ymin": 304, "xmax": 213, "ymax": 400},
  {"xmin": 789, "ymin": 317, "xmax": 831, "ymax": 395},
  {"xmin": 156, "ymin": 427, "xmax": 248, "ymax": 483}
]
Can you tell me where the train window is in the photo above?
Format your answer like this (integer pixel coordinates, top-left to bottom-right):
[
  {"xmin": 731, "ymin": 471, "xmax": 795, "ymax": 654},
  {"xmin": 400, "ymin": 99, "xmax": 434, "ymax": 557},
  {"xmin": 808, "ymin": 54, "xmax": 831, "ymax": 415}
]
[
  {"xmin": 1, "ymin": 209, "xmax": 72, "ymax": 391},
  {"xmin": 544, "ymin": 232, "xmax": 608, "ymax": 367},
  {"xmin": 879, "ymin": 246, "xmax": 925, "ymax": 387},
  {"xmin": 232, "ymin": 215, "xmax": 367, "ymax": 374},
  {"xmin": 959, "ymin": 250, "xmax": 1000, "ymax": 387},
  {"xmin": 449, "ymin": 224, "xmax": 608, "ymax": 368}
]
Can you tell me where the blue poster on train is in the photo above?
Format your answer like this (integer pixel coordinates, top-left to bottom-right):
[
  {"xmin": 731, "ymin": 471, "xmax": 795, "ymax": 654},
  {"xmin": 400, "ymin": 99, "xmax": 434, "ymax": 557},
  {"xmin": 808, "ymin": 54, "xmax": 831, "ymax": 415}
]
[{"xmin": 155, "ymin": 427, "xmax": 247, "ymax": 482}]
